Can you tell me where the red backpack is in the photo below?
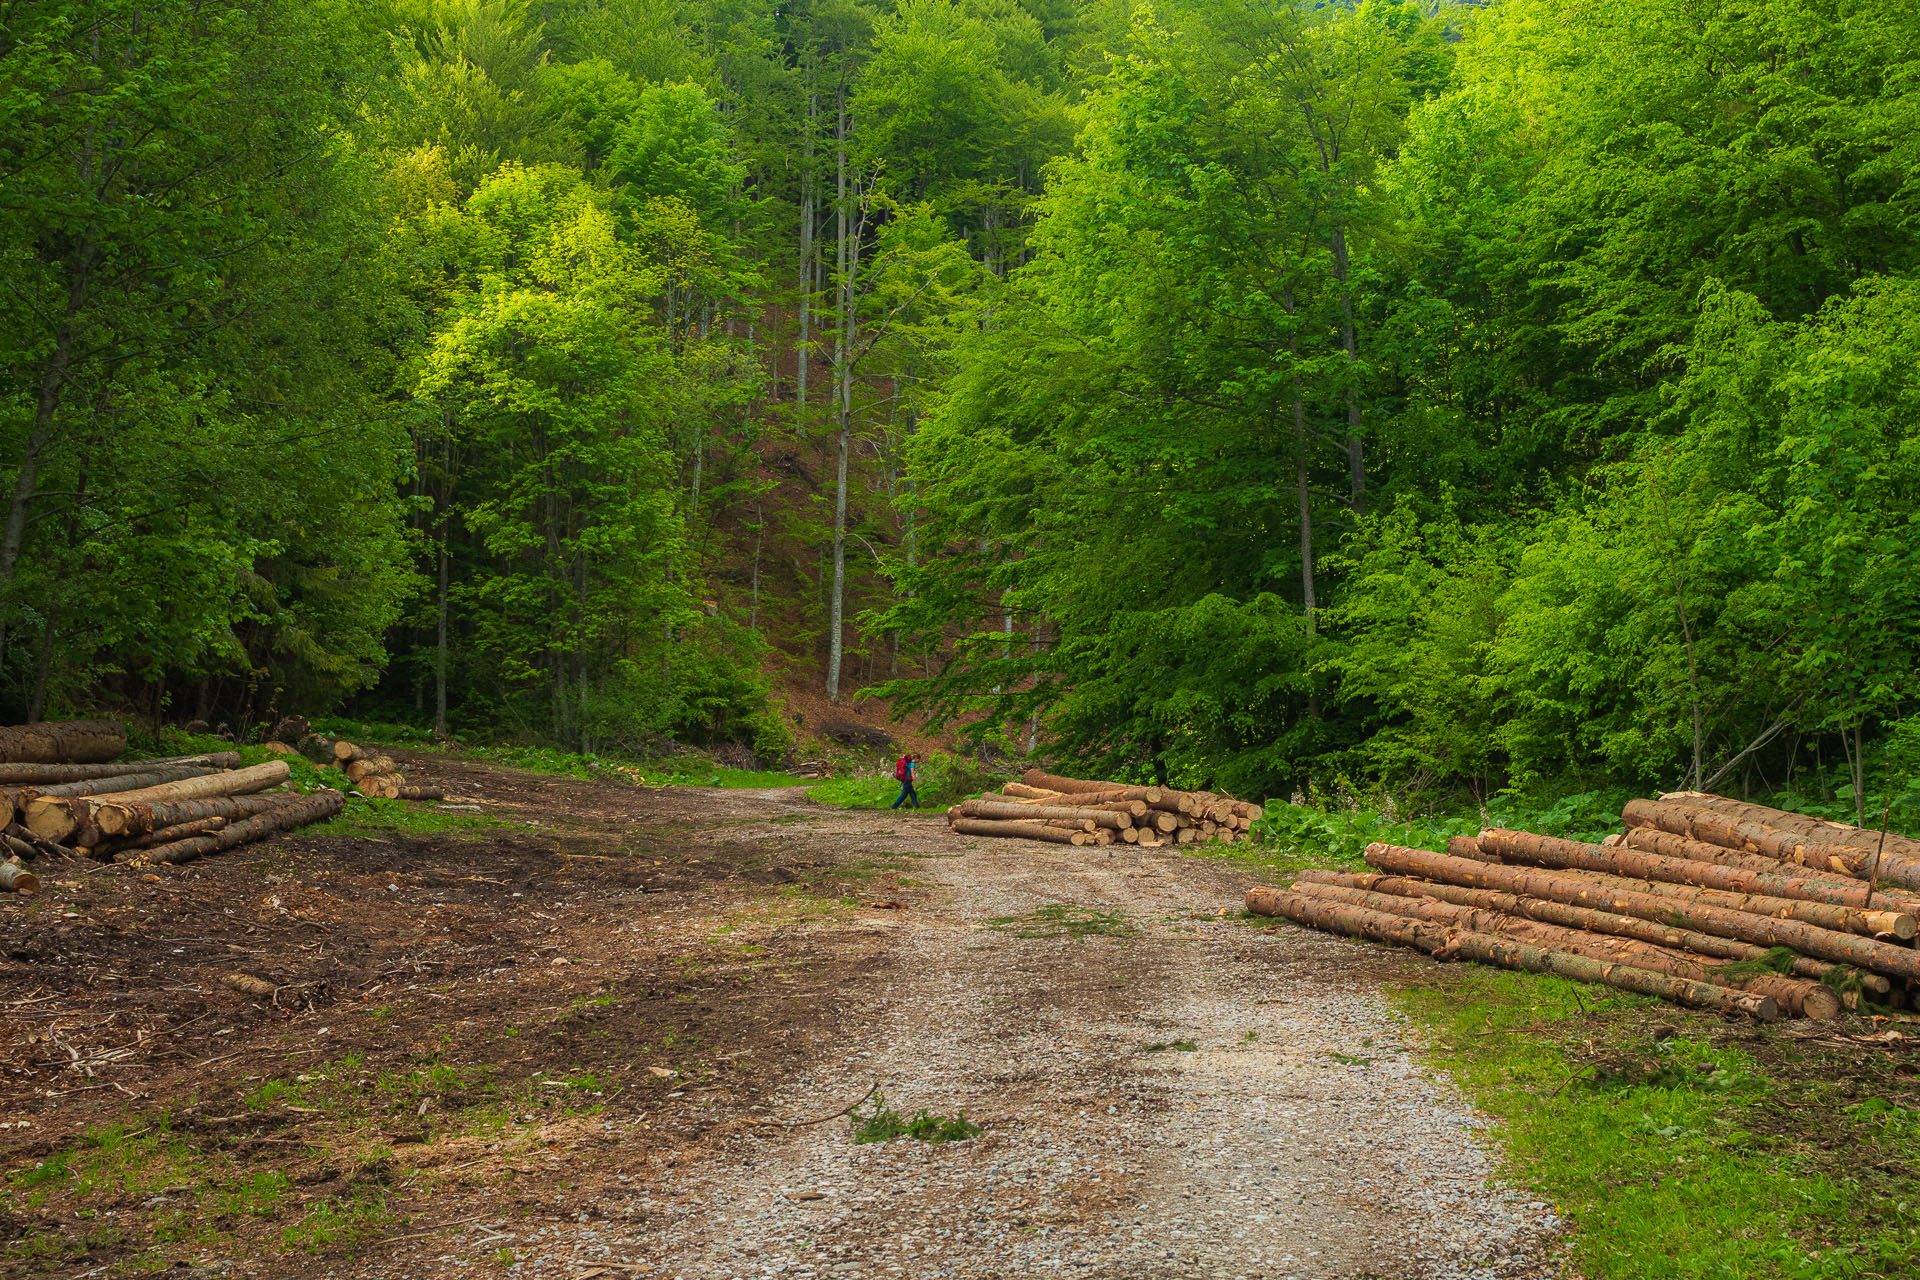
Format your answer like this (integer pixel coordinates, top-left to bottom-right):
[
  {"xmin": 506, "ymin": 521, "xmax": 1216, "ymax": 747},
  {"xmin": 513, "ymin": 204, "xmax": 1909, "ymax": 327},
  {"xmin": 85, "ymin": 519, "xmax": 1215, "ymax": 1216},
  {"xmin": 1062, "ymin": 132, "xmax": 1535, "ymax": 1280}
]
[{"xmin": 893, "ymin": 755, "xmax": 910, "ymax": 781}]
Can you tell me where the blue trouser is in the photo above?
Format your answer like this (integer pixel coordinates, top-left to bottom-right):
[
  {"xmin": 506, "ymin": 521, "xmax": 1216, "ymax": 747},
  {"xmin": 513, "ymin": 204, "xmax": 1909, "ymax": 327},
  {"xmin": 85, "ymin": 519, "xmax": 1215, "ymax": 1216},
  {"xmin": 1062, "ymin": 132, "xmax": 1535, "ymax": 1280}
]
[{"xmin": 891, "ymin": 781, "xmax": 920, "ymax": 809}]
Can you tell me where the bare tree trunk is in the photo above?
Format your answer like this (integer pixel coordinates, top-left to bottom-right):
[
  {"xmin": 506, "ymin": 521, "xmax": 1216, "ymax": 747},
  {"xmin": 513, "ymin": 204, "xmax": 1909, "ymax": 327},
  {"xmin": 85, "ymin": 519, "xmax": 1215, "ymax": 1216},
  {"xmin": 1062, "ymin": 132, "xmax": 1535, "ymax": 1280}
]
[
  {"xmin": 826, "ymin": 80, "xmax": 852, "ymax": 703},
  {"xmin": 1, "ymin": 253, "xmax": 92, "ymax": 609},
  {"xmin": 749, "ymin": 499, "xmax": 763, "ymax": 636},
  {"xmin": 1329, "ymin": 226, "xmax": 1364, "ymax": 514},
  {"xmin": 796, "ymin": 90, "xmax": 816, "ymax": 428}
]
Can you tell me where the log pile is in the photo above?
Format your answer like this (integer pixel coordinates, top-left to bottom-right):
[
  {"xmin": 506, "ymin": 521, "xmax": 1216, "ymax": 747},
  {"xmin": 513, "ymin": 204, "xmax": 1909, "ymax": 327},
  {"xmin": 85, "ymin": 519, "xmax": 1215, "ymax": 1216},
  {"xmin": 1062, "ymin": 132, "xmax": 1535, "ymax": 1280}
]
[
  {"xmin": 295, "ymin": 734, "xmax": 444, "ymax": 801},
  {"xmin": 947, "ymin": 769, "xmax": 1263, "ymax": 848},
  {"xmin": 1248, "ymin": 792, "xmax": 1920, "ymax": 1021},
  {"xmin": 0, "ymin": 719, "xmax": 438, "ymax": 883}
]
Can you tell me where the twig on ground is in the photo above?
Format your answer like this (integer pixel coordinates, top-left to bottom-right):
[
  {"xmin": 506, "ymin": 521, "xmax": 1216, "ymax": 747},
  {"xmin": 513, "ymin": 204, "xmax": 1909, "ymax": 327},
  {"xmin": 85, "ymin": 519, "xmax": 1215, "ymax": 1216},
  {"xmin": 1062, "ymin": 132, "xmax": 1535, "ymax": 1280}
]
[{"xmin": 747, "ymin": 1079, "xmax": 880, "ymax": 1128}]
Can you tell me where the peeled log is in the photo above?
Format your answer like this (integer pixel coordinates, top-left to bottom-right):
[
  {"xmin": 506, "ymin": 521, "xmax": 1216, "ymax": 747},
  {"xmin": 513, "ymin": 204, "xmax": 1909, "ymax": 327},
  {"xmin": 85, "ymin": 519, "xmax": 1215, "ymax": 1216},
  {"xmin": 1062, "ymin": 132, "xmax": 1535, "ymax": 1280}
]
[
  {"xmin": 134, "ymin": 790, "xmax": 345, "ymax": 866},
  {"xmin": 0, "ymin": 720, "xmax": 126, "ymax": 764},
  {"xmin": 95, "ymin": 760, "xmax": 290, "ymax": 812},
  {"xmin": 1363, "ymin": 843, "xmax": 1920, "ymax": 981},
  {"xmin": 1290, "ymin": 881, "xmax": 1840, "ymax": 1019},
  {"xmin": 1020, "ymin": 769, "xmax": 1119, "ymax": 795},
  {"xmin": 1479, "ymin": 829, "xmax": 1920, "ymax": 921},
  {"xmin": 1245, "ymin": 888, "xmax": 1778, "ymax": 1019},
  {"xmin": 1003, "ymin": 783, "xmax": 1066, "ymax": 800},
  {"xmin": 0, "ymin": 753, "xmax": 240, "ymax": 786},
  {"xmin": 960, "ymin": 799, "xmax": 1131, "ymax": 830},
  {"xmin": 951, "ymin": 816, "xmax": 1081, "ymax": 845},
  {"xmin": 1294, "ymin": 868, "xmax": 1888, "ymax": 997},
  {"xmin": 1660, "ymin": 792, "xmax": 1920, "ymax": 864},
  {"xmin": 94, "ymin": 791, "xmax": 296, "ymax": 839},
  {"xmin": 1625, "ymin": 799, "xmax": 1920, "ymax": 890}
]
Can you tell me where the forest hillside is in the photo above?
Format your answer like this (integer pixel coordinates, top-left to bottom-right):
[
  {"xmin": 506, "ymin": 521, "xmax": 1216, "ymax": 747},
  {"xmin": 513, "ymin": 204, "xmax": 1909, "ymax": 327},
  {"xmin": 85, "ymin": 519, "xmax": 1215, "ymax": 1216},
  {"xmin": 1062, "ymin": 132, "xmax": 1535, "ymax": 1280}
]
[{"xmin": 3, "ymin": 0, "xmax": 1917, "ymax": 819}]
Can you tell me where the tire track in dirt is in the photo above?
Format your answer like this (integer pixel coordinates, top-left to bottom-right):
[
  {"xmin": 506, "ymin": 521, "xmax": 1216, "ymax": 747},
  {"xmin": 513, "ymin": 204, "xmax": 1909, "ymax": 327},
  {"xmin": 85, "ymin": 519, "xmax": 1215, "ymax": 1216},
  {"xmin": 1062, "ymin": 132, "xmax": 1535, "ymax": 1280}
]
[{"xmin": 503, "ymin": 802, "xmax": 1564, "ymax": 1280}]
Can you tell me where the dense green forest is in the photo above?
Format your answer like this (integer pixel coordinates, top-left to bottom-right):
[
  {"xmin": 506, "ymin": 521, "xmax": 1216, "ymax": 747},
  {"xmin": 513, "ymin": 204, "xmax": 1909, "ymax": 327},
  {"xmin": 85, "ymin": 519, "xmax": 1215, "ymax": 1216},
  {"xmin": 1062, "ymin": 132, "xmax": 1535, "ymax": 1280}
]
[{"xmin": 3, "ymin": 0, "xmax": 1917, "ymax": 817}]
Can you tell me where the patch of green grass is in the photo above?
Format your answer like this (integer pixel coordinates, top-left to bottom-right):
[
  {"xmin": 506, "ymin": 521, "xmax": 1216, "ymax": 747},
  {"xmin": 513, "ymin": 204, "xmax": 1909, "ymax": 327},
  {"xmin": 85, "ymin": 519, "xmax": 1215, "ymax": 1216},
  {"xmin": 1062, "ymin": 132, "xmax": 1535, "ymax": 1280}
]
[
  {"xmin": 1392, "ymin": 967, "xmax": 1920, "ymax": 1279},
  {"xmin": 282, "ymin": 1184, "xmax": 393, "ymax": 1251},
  {"xmin": 988, "ymin": 903, "xmax": 1132, "ymax": 940},
  {"xmin": 850, "ymin": 1091, "xmax": 983, "ymax": 1144},
  {"xmin": 308, "ymin": 796, "xmax": 507, "ymax": 838},
  {"xmin": 1144, "ymin": 1039, "xmax": 1198, "ymax": 1053}
]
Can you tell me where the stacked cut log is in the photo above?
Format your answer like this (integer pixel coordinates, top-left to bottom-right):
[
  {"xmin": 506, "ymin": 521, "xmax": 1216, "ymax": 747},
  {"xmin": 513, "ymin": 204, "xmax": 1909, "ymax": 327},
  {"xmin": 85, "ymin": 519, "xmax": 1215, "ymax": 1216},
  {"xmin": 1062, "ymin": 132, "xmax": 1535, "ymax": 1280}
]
[
  {"xmin": 330, "ymin": 740, "xmax": 443, "ymax": 801},
  {"xmin": 946, "ymin": 769, "xmax": 1263, "ymax": 848},
  {"xmin": 1250, "ymin": 794, "xmax": 1920, "ymax": 1021}
]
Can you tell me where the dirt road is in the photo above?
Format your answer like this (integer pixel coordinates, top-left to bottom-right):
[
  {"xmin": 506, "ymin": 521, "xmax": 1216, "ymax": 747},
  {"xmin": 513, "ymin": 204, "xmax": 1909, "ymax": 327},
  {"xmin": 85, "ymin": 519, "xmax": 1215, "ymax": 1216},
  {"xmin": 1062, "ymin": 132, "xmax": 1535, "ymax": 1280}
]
[{"xmin": 1, "ymin": 760, "xmax": 1562, "ymax": 1279}]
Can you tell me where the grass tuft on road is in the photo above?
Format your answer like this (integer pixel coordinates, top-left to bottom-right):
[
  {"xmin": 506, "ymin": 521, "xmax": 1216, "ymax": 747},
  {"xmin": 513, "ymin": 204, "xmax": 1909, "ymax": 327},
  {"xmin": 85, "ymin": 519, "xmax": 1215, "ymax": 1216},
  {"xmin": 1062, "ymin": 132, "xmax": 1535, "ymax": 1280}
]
[
  {"xmin": 850, "ymin": 1092, "xmax": 982, "ymax": 1144},
  {"xmin": 1392, "ymin": 966, "xmax": 1920, "ymax": 1280}
]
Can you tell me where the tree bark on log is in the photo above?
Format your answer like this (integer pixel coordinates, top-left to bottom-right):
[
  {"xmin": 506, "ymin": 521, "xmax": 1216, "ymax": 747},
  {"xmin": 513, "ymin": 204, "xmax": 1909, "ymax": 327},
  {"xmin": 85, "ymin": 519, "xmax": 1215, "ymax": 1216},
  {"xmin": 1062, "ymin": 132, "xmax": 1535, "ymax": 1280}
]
[
  {"xmin": 1480, "ymin": 828, "xmax": 1920, "ymax": 917},
  {"xmin": 0, "ymin": 753, "xmax": 240, "ymax": 785},
  {"xmin": 1362, "ymin": 843, "xmax": 1920, "ymax": 980},
  {"xmin": 394, "ymin": 785, "xmax": 445, "ymax": 802},
  {"xmin": 1020, "ymin": 769, "xmax": 1119, "ymax": 795},
  {"xmin": 1289, "ymin": 881, "xmax": 1840, "ymax": 1019},
  {"xmin": 94, "ymin": 761, "xmax": 289, "ymax": 810},
  {"xmin": 21, "ymin": 766, "xmax": 233, "ymax": 842},
  {"xmin": 1456, "ymin": 831, "xmax": 1912, "ymax": 937},
  {"xmin": 0, "ymin": 719, "xmax": 125, "ymax": 764},
  {"xmin": 1003, "ymin": 783, "xmax": 1065, "ymax": 800},
  {"xmin": 0, "ymin": 859, "xmax": 38, "ymax": 893},
  {"xmin": 1624, "ymin": 799, "xmax": 1920, "ymax": 889},
  {"xmin": 93, "ymin": 792, "xmax": 294, "ymax": 838},
  {"xmin": 132, "ymin": 790, "xmax": 344, "ymax": 866},
  {"xmin": 959, "ymin": 799, "xmax": 1131, "ymax": 830},
  {"xmin": 1245, "ymin": 888, "xmax": 1779, "ymax": 1019},
  {"xmin": 102, "ymin": 816, "xmax": 229, "ymax": 859},
  {"xmin": 951, "ymin": 816, "xmax": 1080, "ymax": 845},
  {"xmin": 1294, "ymin": 869, "xmax": 1888, "ymax": 997},
  {"xmin": 1659, "ymin": 792, "xmax": 1920, "ymax": 863}
]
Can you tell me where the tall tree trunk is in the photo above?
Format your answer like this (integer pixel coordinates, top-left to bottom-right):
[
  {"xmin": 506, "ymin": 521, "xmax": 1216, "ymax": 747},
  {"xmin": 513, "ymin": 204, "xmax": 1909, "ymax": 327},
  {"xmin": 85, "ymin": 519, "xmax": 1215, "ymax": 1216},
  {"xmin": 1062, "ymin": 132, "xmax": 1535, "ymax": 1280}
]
[
  {"xmin": 1329, "ymin": 226, "xmax": 1364, "ymax": 514},
  {"xmin": 434, "ymin": 429, "xmax": 452, "ymax": 737},
  {"xmin": 749, "ymin": 499, "xmax": 763, "ymax": 636},
  {"xmin": 826, "ymin": 81, "xmax": 852, "ymax": 703},
  {"xmin": 1, "ymin": 251, "xmax": 92, "ymax": 597},
  {"xmin": 795, "ymin": 91, "xmax": 816, "ymax": 428}
]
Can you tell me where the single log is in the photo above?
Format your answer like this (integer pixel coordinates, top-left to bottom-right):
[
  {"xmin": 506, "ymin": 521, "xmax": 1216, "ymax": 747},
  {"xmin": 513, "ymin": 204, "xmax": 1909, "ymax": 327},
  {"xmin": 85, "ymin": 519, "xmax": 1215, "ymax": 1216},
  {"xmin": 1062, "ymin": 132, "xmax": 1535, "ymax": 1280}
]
[
  {"xmin": 1043, "ymin": 818, "xmax": 1098, "ymax": 834},
  {"xmin": 0, "ymin": 859, "xmax": 39, "ymax": 893},
  {"xmin": 103, "ymin": 816, "xmax": 229, "ymax": 859},
  {"xmin": 960, "ymin": 799, "xmax": 1131, "ymax": 831},
  {"xmin": 1246, "ymin": 888, "xmax": 1778, "ymax": 1019},
  {"xmin": 0, "ymin": 753, "xmax": 240, "ymax": 786},
  {"xmin": 950, "ymin": 817, "xmax": 1080, "ymax": 845},
  {"xmin": 92, "ymin": 791, "xmax": 297, "ymax": 839},
  {"xmin": 1147, "ymin": 812, "xmax": 1179, "ymax": 834},
  {"xmin": 334, "ymin": 740, "xmax": 366, "ymax": 763},
  {"xmin": 1002, "ymin": 783, "xmax": 1066, "ymax": 800},
  {"xmin": 1020, "ymin": 769, "xmax": 1117, "ymax": 795},
  {"xmin": 0, "ymin": 719, "xmax": 126, "ymax": 764},
  {"xmin": 1294, "ymin": 868, "xmax": 1889, "ymax": 996},
  {"xmin": 1291, "ymin": 881, "xmax": 1840, "ymax": 1019},
  {"xmin": 1447, "ymin": 835, "xmax": 1484, "ymax": 858},
  {"xmin": 1614, "ymin": 827, "xmax": 1849, "ymax": 880},
  {"xmin": 259, "ymin": 741, "xmax": 301, "ymax": 756},
  {"xmin": 1480, "ymin": 828, "xmax": 1920, "ymax": 922},
  {"xmin": 1660, "ymin": 792, "xmax": 1920, "ymax": 863},
  {"xmin": 1625, "ymin": 799, "xmax": 1920, "ymax": 890},
  {"xmin": 93, "ymin": 760, "xmax": 290, "ymax": 812},
  {"xmin": 1119, "ymin": 826, "xmax": 1140, "ymax": 844},
  {"xmin": 394, "ymin": 785, "xmax": 445, "ymax": 802},
  {"xmin": 4, "ymin": 822, "xmax": 69, "ymax": 863},
  {"xmin": 1363, "ymin": 843, "xmax": 1920, "ymax": 981},
  {"xmin": 133, "ymin": 790, "xmax": 344, "ymax": 866}
]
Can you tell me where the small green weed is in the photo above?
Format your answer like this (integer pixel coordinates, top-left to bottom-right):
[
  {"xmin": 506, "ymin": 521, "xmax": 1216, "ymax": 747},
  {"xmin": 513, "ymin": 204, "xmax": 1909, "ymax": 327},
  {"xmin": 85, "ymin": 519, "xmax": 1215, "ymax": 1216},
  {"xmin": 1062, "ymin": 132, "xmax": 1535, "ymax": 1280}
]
[{"xmin": 850, "ymin": 1091, "xmax": 982, "ymax": 1144}]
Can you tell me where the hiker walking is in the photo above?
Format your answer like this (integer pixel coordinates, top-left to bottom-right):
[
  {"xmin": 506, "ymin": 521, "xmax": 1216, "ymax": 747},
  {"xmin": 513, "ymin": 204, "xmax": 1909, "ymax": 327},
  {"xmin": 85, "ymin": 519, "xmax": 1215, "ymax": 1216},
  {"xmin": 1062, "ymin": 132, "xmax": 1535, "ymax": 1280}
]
[{"xmin": 890, "ymin": 752, "xmax": 920, "ymax": 809}]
